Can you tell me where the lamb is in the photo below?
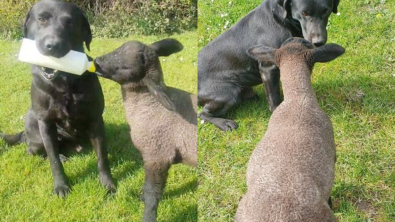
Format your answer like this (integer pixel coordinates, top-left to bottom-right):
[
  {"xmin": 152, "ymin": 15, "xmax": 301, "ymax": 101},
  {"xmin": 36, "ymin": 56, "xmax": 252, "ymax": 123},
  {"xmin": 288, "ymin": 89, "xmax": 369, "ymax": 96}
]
[
  {"xmin": 235, "ymin": 37, "xmax": 345, "ymax": 222},
  {"xmin": 93, "ymin": 39, "xmax": 197, "ymax": 222}
]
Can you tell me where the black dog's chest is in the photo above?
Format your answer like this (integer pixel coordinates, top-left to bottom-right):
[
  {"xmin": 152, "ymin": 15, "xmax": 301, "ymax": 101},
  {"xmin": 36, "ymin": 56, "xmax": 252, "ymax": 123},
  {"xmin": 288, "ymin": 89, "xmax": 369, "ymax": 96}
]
[{"xmin": 32, "ymin": 72, "xmax": 103, "ymax": 129}]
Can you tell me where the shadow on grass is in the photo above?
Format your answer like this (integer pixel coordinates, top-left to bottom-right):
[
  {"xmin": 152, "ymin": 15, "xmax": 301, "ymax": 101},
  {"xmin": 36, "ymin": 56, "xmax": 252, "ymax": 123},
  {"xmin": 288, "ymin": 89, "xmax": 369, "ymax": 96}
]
[
  {"xmin": 201, "ymin": 73, "xmax": 395, "ymax": 130},
  {"xmin": 315, "ymin": 74, "xmax": 395, "ymax": 116},
  {"xmin": 165, "ymin": 178, "xmax": 198, "ymax": 199},
  {"xmin": 163, "ymin": 204, "xmax": 198, "ymax": 222},
  {"xmin": 66, "ymin": 122, "xmax": 143, "ymax": 186}
]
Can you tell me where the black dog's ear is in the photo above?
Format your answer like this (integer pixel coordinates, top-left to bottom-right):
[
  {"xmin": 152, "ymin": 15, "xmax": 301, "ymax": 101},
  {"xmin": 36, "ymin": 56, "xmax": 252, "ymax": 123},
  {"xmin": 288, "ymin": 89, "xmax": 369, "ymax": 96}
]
[
  {"xmin": 247, "ymin": 45, "xmax": 277, "ymax": 64},
  {"xmin": 311, "ymin": 43, "xmax": 345, "ymax": 63},
  {"xmin": 278, "ymin": 0, "xmax": 292, "ymax": 19},
  {"xmin": 143, "ymin": 78, "xmax": 176, "ymax": 111},
  {"xmin": 81, "ymin": 13, "xmax": 92, "ymax": 51},
  {"xmin": 23, "ymin": 8, "xmax": 32, "ymax": 37},
  {"xmin": 333, "ymin": 0, "xmax": 340, "ymax": 13},
  {"xmin": 150, "ymin": 39, "xmax": 183, "ymax": 57}
]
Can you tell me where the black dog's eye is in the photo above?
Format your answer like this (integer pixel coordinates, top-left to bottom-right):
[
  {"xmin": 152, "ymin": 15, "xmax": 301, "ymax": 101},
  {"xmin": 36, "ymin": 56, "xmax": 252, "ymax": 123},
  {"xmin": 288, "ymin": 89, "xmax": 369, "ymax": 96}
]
[
  {"xmin": 38, "ymin": 17, "xmax": 47, "ymax": 23},
  {"xmin": 301, "ymin": 11, "xmax": 309, "ymax": 17},
  {"xmin": 260, "ymin": 61, "xmax": 273, "ymax": 67},
  {"xmin": 65, "ymin": 19, "xmax": 73, "ymax": 26}
]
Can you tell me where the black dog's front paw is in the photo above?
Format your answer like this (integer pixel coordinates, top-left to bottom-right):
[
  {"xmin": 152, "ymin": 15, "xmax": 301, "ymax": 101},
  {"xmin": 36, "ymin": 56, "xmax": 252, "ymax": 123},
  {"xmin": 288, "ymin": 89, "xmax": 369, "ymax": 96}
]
[
  {"xmin": 214, "ymin": 119, "xmax": 238, "ymax": 131},
  {"xmin": 100, "ymin": 174, "xmax": 117, "ymax": 194},
  {"xmin": 54, "ymin": 183, "xmax": 71, "ymax": 197}
]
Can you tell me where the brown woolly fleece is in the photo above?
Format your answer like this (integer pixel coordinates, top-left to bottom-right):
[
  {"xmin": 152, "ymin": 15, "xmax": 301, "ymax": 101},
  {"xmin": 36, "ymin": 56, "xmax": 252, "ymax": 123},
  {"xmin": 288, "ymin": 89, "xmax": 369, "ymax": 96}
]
[
  {"xmin": 235, "ymin": 38, "xmax": 343, "ymax": 222},
  {"xmin": 94, "ymin": 38, "xmax": 197, "ymax": 222},
  {"xmin": 122, "ymin": 84, "xmax": 197, "ymax": 168}
]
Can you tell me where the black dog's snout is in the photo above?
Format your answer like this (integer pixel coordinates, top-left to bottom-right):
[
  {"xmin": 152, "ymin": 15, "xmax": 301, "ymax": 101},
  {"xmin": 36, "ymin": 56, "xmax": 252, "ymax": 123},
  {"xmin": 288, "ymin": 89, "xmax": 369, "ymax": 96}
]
[
  {"xmin": 45, "ymin": 38, "xmax": 61, "ymax": 51},
  {"xmin": 38, "ymin": 36, "xmax": 69, "ymax": 58},
  {"xmin": 313, "ymin": 41, "xmax": 325, "ymax": 47}
]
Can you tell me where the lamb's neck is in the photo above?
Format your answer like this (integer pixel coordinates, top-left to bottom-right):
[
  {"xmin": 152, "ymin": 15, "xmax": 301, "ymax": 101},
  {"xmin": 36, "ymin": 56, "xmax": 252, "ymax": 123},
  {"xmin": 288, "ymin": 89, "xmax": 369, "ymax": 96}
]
[
  {"xmin": 279, "ymin": 62, "xmax": 317, "ymax": 103},
  {"xmin": 121, "ymin": 84, "xmax": 150, "ymax": 106}
]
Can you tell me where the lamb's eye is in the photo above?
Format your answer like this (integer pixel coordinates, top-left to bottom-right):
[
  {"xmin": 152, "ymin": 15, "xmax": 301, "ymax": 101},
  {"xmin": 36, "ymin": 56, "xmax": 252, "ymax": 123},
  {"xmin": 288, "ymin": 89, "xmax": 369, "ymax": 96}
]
[{"xmin": 301, "ymin": 11, "xmax": 309, "ymax": 17}]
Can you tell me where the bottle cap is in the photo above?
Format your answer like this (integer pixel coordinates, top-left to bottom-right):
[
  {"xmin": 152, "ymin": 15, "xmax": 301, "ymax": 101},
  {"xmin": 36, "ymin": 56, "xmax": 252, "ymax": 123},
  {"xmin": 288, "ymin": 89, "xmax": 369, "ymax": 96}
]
[{"xmin": 87, "ymin": 62, "xmax": 96, "ymax": 73}]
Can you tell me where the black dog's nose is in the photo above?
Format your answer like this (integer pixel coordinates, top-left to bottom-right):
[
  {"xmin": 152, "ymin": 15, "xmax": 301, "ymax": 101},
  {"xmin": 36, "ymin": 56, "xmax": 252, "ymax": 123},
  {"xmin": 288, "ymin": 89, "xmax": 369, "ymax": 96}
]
[
  {"xmin": 45, "ymin": 41, "xmax": 60, "ymax": 51},
  {"xmin": 40, "ymin": 36, "xmax": 68, "ymax": 58},
  {"xmin": 313, "ymin": 41, "xmax": 325, "ymax": 47}
]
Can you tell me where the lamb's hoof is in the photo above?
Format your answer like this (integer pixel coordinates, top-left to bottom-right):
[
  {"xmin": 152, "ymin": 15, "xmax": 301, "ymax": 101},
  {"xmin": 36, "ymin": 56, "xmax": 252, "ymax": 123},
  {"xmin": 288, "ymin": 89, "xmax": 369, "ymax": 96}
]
[{"xmin": 215, "ymin": 119, "xmax": 238, "ymax": 131}]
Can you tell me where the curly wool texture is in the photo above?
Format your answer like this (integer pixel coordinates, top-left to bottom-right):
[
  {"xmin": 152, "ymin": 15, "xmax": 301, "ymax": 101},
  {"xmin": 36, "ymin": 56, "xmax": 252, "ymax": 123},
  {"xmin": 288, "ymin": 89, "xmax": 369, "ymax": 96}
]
[
  {"xmin": 235, "ymin": 42, "xmax": 336, "ymax": 222},
  {"xmin": 122, "ymin": 84, "xmax": 197, "ymax": 168}
]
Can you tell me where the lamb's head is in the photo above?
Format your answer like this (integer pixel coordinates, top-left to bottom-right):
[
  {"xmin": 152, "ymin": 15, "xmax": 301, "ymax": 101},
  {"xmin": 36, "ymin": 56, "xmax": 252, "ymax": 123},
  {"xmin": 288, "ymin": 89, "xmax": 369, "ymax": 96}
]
[
  {"xmin": 94, "ymin": 38, "xmax": 183, "ymax": 111},
  {"xmin": 247, "ymin": 37, "xmax": 345, "ymax": 74}
]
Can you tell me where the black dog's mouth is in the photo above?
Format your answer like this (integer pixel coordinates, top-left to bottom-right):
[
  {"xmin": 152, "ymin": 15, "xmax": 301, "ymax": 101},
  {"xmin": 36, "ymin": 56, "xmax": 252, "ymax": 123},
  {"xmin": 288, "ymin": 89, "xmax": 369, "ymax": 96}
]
[{"xmin": 40, "ymin": 67, "xmax": 59, "ymax": 80}]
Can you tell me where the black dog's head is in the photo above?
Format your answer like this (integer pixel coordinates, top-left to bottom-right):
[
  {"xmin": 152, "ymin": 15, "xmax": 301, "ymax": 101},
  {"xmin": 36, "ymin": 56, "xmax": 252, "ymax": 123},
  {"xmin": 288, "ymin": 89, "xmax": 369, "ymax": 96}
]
[
  {"xmin": 248, "ymin": 37, "xmax": 345, "ymax": 73},
  {"xmin": 94, "ymin": 39, "xmax": 183, "ymax": 111},
  {"xmin": 278, "ymin": 0, "xmax": 340, "ymax": 47},
  {"xmin": 23, "ymin": 0, "xmax": 92, "ymax": 58}
]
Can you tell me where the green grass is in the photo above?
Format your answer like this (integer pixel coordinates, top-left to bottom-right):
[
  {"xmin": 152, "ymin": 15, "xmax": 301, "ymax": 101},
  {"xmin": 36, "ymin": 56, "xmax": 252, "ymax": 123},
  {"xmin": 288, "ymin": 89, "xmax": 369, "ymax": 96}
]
[
  {"xmin": 198, "ymin": 0, "xmax": 395, "ymax": 221},
  {"xmin": 0, "ymin": 31, "xmax": 197, "ymax": 221}
]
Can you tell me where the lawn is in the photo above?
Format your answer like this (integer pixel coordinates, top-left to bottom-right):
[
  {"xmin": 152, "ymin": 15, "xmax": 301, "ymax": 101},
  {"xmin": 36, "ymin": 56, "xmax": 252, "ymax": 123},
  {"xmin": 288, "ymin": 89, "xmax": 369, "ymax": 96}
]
[
  {"xmin": 0, "ymin": 31, "xmax": 197, "ymax": 221},
  {"xmin": 198, "ymin": 0, "xmax": 395, "ymax": 221}
]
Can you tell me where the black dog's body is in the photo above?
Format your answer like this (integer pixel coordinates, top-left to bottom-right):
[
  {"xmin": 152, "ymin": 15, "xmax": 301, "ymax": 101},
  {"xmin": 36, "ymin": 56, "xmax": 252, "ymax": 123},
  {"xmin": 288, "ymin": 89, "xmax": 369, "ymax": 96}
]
[
  {"xmin": 1, "ymin": 0, "xmax": 115, "ymax": 196},
  {"xmin": 198, "ymin": 0, "xmax": 339, "ymax": 131}
]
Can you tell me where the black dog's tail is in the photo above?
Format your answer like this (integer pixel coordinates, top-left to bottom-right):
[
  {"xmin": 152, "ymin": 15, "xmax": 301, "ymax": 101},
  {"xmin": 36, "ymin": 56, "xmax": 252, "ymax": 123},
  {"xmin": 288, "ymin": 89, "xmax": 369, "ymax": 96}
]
[{"xmin": 0, "ymin": 131, "xmax": 26, "ymax": 146}]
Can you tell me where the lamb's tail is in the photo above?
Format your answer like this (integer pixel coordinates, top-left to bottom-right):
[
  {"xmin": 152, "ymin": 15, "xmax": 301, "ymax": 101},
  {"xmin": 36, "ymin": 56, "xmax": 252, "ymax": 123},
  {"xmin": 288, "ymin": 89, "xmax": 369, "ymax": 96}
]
[{"xmin": 0, "ymin": 131, "xmax": 26, "ymax": 146}]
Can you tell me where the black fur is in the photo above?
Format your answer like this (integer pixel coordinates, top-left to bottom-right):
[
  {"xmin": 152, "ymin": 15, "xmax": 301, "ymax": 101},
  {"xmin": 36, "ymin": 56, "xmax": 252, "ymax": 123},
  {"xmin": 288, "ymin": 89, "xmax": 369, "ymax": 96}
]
[{"xmin": 1, "ymin": 0, "xmax": 115, "ymax": 197}]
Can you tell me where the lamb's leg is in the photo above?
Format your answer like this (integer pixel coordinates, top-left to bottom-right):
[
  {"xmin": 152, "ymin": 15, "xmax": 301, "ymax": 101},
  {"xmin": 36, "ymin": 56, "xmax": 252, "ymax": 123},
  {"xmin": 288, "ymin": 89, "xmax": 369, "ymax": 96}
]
[{"xmin": 141, "ymin": 161, "xmax": 170, "ymax": 222}]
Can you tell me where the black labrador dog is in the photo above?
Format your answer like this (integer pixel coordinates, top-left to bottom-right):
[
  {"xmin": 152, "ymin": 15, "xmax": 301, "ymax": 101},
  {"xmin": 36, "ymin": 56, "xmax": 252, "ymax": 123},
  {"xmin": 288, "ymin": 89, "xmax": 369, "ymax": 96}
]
[
  {"xmin": 198, "ymin": 0, "xmax": 340, "ymax": 131},
  {"xmin": 0, "ymin": 0, "xmax": 116, "ymax": 197}
]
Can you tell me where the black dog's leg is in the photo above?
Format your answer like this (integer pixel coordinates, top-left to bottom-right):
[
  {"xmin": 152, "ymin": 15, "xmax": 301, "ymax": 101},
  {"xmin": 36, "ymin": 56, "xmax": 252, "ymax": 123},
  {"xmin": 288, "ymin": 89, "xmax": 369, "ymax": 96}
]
[
  {"xmin": 199, "ymin": 100, "xmax": 239, "ymax": 131},
  {"xmin": 141, "ymin": 161, "xmax": 170, "ymax": 222},
  {"xmin": 89, "ymin": 117, "xmax": 116, "ymax": 193},
  {"xmin": 241, "ymin": 87, "xmax": 258, "ymax": 101},
  {"xmin": 328, "ymin": 197, "xmax": 333, "ymax": 209},
  {"xmin": 261, "ymin": 66, "xmax": 282, "ymax": 112},
  {"xmin": 38, "ymin": 120, "xmax": 70, "ymax": 197}
]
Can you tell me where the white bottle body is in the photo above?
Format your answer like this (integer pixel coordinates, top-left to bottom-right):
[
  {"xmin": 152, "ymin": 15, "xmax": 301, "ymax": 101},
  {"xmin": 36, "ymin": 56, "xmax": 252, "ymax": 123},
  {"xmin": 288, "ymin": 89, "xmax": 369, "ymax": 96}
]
[{"xmin": 18, "ymin": 38, "xmax": 93, "ymax": 75}]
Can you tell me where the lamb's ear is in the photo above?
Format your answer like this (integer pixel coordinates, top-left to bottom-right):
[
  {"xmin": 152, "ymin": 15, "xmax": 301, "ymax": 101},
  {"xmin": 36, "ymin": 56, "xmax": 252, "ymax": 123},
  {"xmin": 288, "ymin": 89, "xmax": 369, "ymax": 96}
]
[
  {"xmin": 278, "ymin": 0, "xmax": 292, "ymax": 19},
  {"xmin": 247, "ymin": 45, "xmax": 276, "ymax": 64},
  {"xmin": 81, "ymin": 13, "xmax": 92, "ymax": 51},
  {"xmin": 143, "ymin": 78, "xmax": 176, "ymax": 111},
  {"xmin": 149, "ymin": 38, "xmax": 183, "ymax": 57},
  {"xmin": 312, "ymin": 43, "xmax": 345, "ymax": 63},
  {"xmin": 333, "ymin": 0, "xmax": 340, "ymax": 13},
  {"xmin": 23, "ymin": 8, "xmax": 32, "ymax": 37}
]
